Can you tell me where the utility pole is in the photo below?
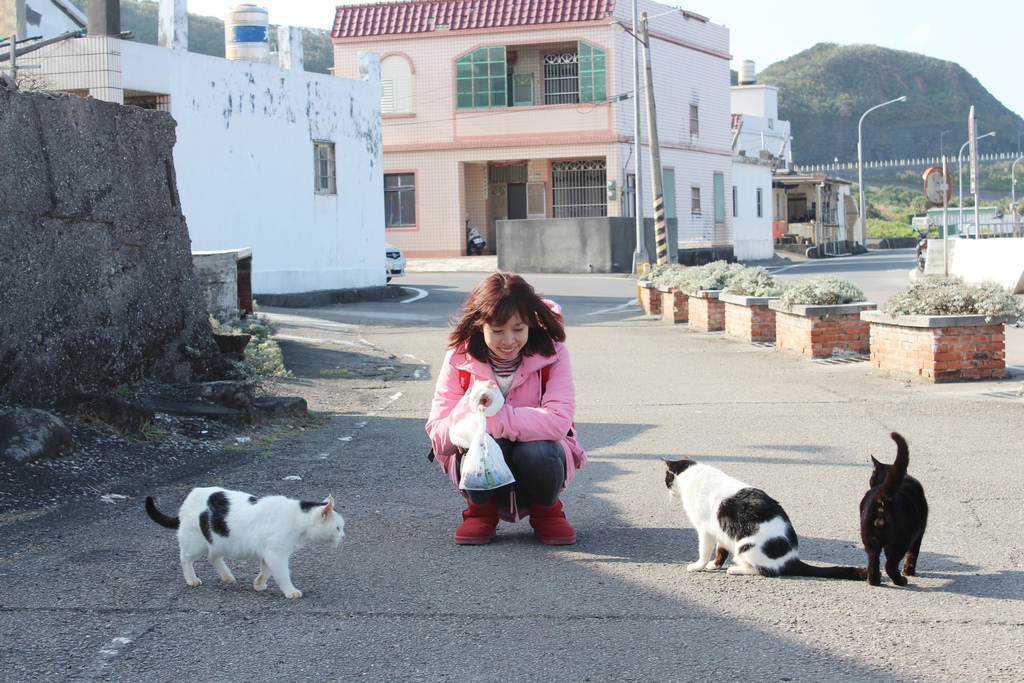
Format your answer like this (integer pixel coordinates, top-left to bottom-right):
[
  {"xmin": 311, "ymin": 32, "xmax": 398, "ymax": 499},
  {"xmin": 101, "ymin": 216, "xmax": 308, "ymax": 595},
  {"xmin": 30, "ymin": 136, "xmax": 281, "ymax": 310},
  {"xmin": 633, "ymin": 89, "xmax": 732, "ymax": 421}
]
[
  {"xmin": 639, "ymin": 12, "xmax": 668, "ymax": 265},
  {"xmin": 630, "ymin": 0, "xmax": 646, "ymax": 273}
]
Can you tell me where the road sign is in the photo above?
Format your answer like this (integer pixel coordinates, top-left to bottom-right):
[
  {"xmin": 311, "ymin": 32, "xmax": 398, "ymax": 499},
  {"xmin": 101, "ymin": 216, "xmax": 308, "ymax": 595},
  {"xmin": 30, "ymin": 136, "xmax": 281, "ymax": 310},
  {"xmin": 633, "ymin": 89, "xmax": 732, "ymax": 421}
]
[{"xmin": 922, "ymin": 166, "xmax": 952, "ymax": 207}]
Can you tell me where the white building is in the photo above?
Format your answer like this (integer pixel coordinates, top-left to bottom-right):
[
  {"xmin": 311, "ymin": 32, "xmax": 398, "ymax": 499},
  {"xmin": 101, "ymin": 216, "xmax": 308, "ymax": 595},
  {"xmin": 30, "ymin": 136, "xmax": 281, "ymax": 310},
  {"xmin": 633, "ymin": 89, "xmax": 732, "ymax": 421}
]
[
  {"xmin": 730, "ymin": 64, "xmax": 792, "ymax": 261},
  {"xmin": 331, "ymin": 0, "xmax": 734, "ymax": 264},
  {"xmin": 13, "ymin": 0, "xmax": 386, "ymax": 298},
  {"xmin": 732, "ymin": 63, "xmax": 856, "ymax": 257}
]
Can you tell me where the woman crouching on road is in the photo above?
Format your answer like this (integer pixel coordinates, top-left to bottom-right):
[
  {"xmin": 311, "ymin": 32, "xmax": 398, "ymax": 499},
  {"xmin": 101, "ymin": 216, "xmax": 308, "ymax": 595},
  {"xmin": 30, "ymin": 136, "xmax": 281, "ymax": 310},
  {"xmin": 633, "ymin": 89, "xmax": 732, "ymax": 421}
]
[{"xmin": 425, "ymin": 272, "xmax": 587, "ymax": 545}]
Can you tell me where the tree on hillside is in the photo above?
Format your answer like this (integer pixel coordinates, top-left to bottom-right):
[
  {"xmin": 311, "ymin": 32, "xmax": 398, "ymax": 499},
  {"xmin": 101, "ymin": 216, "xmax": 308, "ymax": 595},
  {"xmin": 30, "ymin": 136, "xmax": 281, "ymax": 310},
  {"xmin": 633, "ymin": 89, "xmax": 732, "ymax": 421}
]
[{"xmin": 757, "ymin": 43, "xmax": 1024, "ymax": 166}]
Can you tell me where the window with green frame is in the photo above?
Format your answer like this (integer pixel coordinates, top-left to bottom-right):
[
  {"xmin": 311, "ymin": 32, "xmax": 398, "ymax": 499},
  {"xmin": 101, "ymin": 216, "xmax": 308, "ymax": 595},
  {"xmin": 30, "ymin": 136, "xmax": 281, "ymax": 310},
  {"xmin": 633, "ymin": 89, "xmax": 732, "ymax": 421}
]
[
  {"xmin": 578, "ymin": 42, "xmax": 606, "ymax": 103},
  {"xmin": 456, "ymin": 46, "xmax": 507, "ymax": 109}
]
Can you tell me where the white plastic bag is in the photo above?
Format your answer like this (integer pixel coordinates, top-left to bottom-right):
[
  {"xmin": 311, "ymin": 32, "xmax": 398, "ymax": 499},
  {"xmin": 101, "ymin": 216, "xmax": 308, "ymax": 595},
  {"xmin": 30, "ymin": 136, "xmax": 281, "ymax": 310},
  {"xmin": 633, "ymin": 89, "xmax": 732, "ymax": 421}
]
[{"xmin": 458, "ymin": 407, "xmax": 515, "ymax": 491}]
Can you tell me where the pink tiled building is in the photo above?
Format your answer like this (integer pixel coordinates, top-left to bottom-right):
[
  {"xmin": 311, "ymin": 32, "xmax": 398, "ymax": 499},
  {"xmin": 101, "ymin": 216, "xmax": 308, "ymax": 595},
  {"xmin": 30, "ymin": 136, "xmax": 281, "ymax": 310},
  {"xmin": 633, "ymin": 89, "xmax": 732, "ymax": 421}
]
[{"xmin": 332, "ymin": 0, "xmax": 733, "ymax": 260}]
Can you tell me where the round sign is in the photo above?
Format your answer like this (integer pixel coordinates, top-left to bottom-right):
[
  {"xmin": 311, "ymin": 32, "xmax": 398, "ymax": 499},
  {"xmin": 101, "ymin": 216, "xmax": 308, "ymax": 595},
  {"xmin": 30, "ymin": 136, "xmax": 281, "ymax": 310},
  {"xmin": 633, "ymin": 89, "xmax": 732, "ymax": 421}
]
[{"xmin": 922, "ymin": 166, "xmax": 952, "ymax": 207}]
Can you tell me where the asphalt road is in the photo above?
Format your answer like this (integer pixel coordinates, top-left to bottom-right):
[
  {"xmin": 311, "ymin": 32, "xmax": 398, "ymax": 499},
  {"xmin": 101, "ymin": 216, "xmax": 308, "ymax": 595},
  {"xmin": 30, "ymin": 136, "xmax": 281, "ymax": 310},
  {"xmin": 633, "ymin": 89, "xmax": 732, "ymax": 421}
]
[{"xmin": 1, "ymin": 267, "xmax": 1021, "ymax": 682}]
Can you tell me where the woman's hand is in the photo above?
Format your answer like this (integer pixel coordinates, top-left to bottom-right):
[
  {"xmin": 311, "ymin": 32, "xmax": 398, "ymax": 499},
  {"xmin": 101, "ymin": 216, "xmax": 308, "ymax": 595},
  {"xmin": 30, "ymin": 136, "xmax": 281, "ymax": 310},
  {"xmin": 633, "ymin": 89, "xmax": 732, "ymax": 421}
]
[
  {"xmin": 468, "ymin": 380, "xmax": 503, "ymax": 416},
  {"xmin": 476, "ymin": 380, "xmax": 498, "ymax": 408}
]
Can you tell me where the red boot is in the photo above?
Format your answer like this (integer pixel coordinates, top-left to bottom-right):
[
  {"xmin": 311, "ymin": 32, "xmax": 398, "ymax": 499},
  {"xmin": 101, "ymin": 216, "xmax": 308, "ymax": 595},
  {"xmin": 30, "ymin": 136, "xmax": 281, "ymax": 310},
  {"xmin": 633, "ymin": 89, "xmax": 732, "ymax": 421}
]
[
  {"xmin": 454, "ymin": 497, "xmax": 499, "ymax": 545},
  {"xmin": 528, "ymin": 499, "xmax": 576, "ymax": 545}
]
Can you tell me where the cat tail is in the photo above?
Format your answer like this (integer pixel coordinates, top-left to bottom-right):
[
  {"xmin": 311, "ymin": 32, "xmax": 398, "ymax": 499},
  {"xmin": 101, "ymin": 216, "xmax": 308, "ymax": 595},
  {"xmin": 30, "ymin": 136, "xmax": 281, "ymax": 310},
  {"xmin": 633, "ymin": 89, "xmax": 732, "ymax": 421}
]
[
  {"xmin": 880, "ymin": 432, "xmax": 910, "ymax": 501},
  {"xmin": 145, "ymin": 496, "xmax": 180, "ymax": 530},
  {"xmin": 787, "ymin": 560, "xmax": 867, "ymax": 581}
]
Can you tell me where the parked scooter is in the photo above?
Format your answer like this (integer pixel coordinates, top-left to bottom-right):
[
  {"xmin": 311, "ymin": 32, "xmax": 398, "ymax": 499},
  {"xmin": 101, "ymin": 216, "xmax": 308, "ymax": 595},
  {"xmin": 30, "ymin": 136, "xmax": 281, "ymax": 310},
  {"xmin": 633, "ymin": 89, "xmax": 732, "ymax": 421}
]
[
  {"xmin": 466, "ymin": 220, "xmax": 486, "ymax": 255},
  {"xmin": 914, "ymin": 226, "xmax": 930, "ymax": 272}
]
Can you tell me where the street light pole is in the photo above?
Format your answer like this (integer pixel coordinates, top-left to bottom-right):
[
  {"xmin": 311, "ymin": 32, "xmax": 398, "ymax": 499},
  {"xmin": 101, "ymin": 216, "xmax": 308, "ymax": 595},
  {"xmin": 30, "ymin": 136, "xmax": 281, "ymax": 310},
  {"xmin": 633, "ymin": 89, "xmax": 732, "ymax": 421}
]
[
  {"xmin": 957, "ymin": 131, "xmax": 995, "ymax": 235},
  {"xmin": 940, "ymin": 129, "xmax": 949, "ymax": 159},
  {"xmin": 857, "ymin": 96, "xmax": 907, "ymax": 248},
  {"xmin": 630, "ymin": 0, "xmax": 646, "ymax": 273},
  {"xmin": 1012, "ymin": 155, "xmax": 1023, "ymax": 235},
  {"xmin": 639, "ymin": 11, "xmax": 668, "ymax": 265}
]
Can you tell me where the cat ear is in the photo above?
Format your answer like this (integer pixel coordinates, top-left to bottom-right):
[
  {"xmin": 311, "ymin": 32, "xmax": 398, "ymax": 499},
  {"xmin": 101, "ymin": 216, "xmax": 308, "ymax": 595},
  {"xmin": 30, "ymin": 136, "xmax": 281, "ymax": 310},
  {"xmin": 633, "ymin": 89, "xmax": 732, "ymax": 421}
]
[{"xmin": 321, "ymin": 495, "xmax": 335, "ymax": 515}]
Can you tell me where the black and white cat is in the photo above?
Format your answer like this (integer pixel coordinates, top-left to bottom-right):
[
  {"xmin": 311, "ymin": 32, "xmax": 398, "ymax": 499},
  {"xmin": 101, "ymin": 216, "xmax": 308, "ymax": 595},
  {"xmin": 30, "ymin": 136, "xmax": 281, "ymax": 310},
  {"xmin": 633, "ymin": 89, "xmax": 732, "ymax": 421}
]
[
  {"xmin": 859, "ymin": 432, "xmax": 929, "ymax": 586},
  {"xmin": 663, "ymin": 458, "xmax": 866, "ymax": 580},
  {"xmin": 145, "ymin": 487, "xmax": 345, "ymax": 598}
]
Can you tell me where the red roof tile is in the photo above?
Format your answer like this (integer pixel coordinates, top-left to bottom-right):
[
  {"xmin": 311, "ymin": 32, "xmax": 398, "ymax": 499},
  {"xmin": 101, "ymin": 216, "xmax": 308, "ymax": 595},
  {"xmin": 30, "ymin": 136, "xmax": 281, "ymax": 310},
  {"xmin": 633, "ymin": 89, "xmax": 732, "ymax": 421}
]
[{"xmin": 333, "ymin": 0, "xmax": 617, "ymax": 39}]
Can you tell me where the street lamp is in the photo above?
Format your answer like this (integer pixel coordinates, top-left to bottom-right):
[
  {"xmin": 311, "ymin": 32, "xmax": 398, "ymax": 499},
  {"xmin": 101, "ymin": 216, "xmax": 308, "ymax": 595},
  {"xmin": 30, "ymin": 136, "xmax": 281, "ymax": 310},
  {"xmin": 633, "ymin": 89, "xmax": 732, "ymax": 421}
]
[
  {"xmin": 1012, "ymin": 155, "xmax": 1024, "ymax": 233},
  {"xmin": 857, "ymin": 96, "xmax": 907, "ymax": 247},
  {"xmin": 957, "ymin": 131, "xmax": 995, "ymax": 234}
]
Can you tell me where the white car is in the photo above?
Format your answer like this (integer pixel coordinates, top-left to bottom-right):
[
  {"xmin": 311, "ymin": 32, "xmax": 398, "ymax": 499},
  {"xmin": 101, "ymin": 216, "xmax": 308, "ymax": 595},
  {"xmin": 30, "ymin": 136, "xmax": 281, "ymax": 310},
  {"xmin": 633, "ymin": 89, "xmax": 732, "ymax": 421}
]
[{"xmin": 385, "ymin": 243, "xmax": 406, "ymax": 282}]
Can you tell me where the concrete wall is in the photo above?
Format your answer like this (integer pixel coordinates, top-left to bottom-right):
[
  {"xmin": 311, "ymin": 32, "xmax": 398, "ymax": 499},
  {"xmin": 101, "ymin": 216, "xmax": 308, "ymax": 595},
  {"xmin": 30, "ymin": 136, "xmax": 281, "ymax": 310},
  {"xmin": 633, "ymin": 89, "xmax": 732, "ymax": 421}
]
[
  {"xmin": 495, "ymin": 217, "xmax": 677, "ymax": 274},
  {"xmin": 120, "ymin": 42, "xmax": 385, "ymax": 296},
  {"xmin": 32, "ymin": 36, "xmax": 385, "ymax": 296},
  {"xmin": 947, "ymin": 237, "xmax": 1024, "ymax": 293},
  {"xmin": 0, "ymin": 90, "xmax": 223, "ymax": 407},
  {"xmin": 0, "ymin": 0, "xmax": 85, "ymax": 39}
]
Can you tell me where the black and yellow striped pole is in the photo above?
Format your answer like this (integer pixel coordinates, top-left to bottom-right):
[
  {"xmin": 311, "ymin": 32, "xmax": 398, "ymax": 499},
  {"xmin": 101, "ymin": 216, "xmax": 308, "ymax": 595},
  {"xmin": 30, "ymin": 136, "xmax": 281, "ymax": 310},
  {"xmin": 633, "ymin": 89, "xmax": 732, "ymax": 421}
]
[{"xmin": 639, "ymin": 12, "xmax": 669, "ymax": 266}]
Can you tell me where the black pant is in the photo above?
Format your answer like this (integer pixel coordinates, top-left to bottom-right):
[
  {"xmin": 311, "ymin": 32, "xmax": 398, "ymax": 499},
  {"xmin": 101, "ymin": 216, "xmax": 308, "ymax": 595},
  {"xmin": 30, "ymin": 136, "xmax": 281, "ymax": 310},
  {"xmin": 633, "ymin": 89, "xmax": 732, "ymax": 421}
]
[{"xmin": 461, "ymin": 438, "xmax": 566, "ymax": 507}]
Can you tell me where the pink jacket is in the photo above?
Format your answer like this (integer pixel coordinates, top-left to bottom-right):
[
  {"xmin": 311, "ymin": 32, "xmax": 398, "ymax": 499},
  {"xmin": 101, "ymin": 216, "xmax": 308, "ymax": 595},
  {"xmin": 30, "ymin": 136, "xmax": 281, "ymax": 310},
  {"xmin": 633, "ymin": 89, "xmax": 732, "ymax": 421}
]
[{"xmin": 425, "ymin": 340, "xmax": 587, "ymax": 489}]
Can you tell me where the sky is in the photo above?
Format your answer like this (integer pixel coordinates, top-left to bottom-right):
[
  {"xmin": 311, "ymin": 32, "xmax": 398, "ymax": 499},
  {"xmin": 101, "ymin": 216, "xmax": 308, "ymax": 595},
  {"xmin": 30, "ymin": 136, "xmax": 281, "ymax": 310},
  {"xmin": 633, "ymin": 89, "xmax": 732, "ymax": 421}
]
[{"xmin": 183, "ymin": 0, "xmax": 1022, "ymax": 124}]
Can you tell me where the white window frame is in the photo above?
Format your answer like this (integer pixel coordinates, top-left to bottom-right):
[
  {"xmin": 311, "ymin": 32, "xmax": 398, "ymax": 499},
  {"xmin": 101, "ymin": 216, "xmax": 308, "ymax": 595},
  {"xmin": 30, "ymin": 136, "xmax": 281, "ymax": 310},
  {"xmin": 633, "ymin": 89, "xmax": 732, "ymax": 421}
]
[{"xmin": 314, "ymin": 141, "xmax": 336, "ymax": 195}]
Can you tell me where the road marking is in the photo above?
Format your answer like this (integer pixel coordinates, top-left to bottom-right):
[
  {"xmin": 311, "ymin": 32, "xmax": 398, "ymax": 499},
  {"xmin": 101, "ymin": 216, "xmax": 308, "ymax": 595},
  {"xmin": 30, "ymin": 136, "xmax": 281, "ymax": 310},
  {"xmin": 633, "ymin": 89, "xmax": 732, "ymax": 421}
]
[
  {"xmin": 767, "ymin": 262, "xmax": 816, "ymax": 274},
  {"xmin": 401, "ymin": 287, "xmax": 428, "ymax": 303},
  {"xmin": 587, "ymin": 300, "xmax": 640, "ymax": 316},
  {"xmin": 275, "ymin": 335, "xmax": 359, "ymax": 346}
]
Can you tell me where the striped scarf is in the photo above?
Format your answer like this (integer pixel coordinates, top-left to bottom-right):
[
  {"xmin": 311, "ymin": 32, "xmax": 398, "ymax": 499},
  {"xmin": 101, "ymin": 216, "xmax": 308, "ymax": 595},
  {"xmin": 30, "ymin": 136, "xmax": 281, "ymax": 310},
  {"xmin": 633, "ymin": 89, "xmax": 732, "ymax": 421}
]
[{"xmin": 488, "ymin": 351, "xmax": 522, "ymax": 396}]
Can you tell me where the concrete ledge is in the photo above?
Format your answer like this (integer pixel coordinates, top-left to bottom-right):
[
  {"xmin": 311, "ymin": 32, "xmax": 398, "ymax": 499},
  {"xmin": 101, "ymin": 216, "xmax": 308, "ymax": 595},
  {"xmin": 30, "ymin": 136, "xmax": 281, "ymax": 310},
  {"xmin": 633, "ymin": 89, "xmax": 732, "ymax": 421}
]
[
  {"xmin": 769, "ymin": 301, "xmax": 876, "ymax": 316},
  {"xmin": 254, "ymin": 285, "xmax": 406, "ymax": 308},
  {"xmin": 876, "ymin": 237, "xmax": 918, "ymax": 249},
  {"xmin": 720, "ymin": 293, "xmax": 779, "ymax": 306},
  {"xmin": 862, "ymin": 311, "xmax": 1015, "ymax": 328}
]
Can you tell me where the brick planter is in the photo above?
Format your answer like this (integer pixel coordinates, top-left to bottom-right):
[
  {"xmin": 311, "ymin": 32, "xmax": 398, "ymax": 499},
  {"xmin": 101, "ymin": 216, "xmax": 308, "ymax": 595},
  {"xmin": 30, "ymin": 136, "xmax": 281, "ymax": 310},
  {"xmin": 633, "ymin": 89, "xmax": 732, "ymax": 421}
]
[
  {"xmin": 862, "ymin": 311, "xmax": 1011, "ymax": 382},
  {"xmin": 688, "ymin": 290, "xmax": 726, "ymax": 332},
  {"xmin": 658, "ymin": 286, "xmax": 688, "ymax": 324},
  {"xmin": 720, "ymin": 293, "xmax": 779, "ymax": 343},
  {"xmin": 768, "ymin": 301, "xmax": 877, "ymax": 358},
  {"xmin": 639, "ymin": 282, "xmax": 662, "ymax": 316}
]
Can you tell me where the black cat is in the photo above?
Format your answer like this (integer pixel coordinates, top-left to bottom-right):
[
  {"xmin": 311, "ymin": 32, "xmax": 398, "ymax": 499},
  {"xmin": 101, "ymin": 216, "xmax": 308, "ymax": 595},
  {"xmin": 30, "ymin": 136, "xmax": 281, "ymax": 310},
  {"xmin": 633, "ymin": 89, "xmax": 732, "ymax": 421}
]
[{"xmin": 859, "ymin": 432, "xmax": 929, "ymax": 586}]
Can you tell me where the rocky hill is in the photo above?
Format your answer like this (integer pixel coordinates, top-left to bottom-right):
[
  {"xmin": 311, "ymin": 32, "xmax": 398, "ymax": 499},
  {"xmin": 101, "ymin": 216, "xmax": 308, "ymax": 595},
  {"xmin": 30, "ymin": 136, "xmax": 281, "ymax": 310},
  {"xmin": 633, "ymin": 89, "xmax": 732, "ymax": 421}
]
[{"xmin": 752, "ymin": 43, "xmax": 1023, "ymax": 167}]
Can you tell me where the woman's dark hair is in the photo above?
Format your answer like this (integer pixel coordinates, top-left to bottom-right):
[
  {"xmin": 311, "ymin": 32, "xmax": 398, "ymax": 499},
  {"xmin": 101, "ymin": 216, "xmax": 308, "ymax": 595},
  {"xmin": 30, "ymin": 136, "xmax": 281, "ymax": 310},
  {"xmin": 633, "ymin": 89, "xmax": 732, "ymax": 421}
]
[{"xmin": 448, "ymin": 272, "xmax": 565, "ymax": 361}]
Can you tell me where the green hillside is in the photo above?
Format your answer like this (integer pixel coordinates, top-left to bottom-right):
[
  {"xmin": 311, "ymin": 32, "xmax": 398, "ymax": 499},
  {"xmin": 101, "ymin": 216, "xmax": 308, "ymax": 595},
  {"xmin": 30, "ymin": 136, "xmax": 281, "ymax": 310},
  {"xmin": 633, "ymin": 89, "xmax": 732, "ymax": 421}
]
[
  {"xmin": 756, "ymin": 43, "xmax": 1023, "ymax": 166},
  {"xmin": 66, "ymin": 0, "xmax": 333, "ymax": 74}
]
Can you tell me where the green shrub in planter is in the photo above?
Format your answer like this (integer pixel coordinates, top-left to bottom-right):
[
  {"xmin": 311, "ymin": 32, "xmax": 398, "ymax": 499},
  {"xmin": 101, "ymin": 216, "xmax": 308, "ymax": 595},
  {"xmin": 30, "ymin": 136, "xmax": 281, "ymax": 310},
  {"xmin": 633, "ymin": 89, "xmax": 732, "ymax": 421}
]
[
  {"xmin": 643, "ymin": 260, "xmax": 747, "ymax": 295},
  {"xmin": 722, "ymin": 266, "xmax": 786, "ymax": 297},
  {"xmin": 675, "ymin": 261, "xmax": 747, "ymax": 295},
  {"xmin": 777, "ymin": 276, "xmax": 865, "ymax": 309},
  {"xmin": 882, "ymin": 276, "xmax": 1021, "ymax": 322},
  {"xmin": 639, "ymin": 263, "xmax": 685, "ymax": 287}
]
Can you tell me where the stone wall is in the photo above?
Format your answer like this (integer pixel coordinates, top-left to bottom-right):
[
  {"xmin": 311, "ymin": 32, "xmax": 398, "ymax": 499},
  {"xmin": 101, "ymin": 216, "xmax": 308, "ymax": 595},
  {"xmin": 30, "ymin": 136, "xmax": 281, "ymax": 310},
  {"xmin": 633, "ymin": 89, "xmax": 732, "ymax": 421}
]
[{"xmin": 0, "ymin": 89, "xmax": 222, "ymax": 407}]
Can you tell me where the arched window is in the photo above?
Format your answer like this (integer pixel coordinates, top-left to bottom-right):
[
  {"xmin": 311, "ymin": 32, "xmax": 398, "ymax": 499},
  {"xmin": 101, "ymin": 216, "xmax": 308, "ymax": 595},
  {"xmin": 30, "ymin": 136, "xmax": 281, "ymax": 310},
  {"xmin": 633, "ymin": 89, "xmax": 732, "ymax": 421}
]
[{"xmin": 381, "ymin": 55, "xmax": 413, "ymax": 113}]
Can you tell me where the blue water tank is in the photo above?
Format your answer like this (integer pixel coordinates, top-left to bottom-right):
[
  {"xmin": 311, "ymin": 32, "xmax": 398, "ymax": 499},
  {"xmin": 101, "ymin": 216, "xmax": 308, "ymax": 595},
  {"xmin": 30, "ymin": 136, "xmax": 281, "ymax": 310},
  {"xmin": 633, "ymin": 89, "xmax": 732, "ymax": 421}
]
[{"xmin": 224, "ymin": 4, "xmax": 270, "ymax": 64}]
